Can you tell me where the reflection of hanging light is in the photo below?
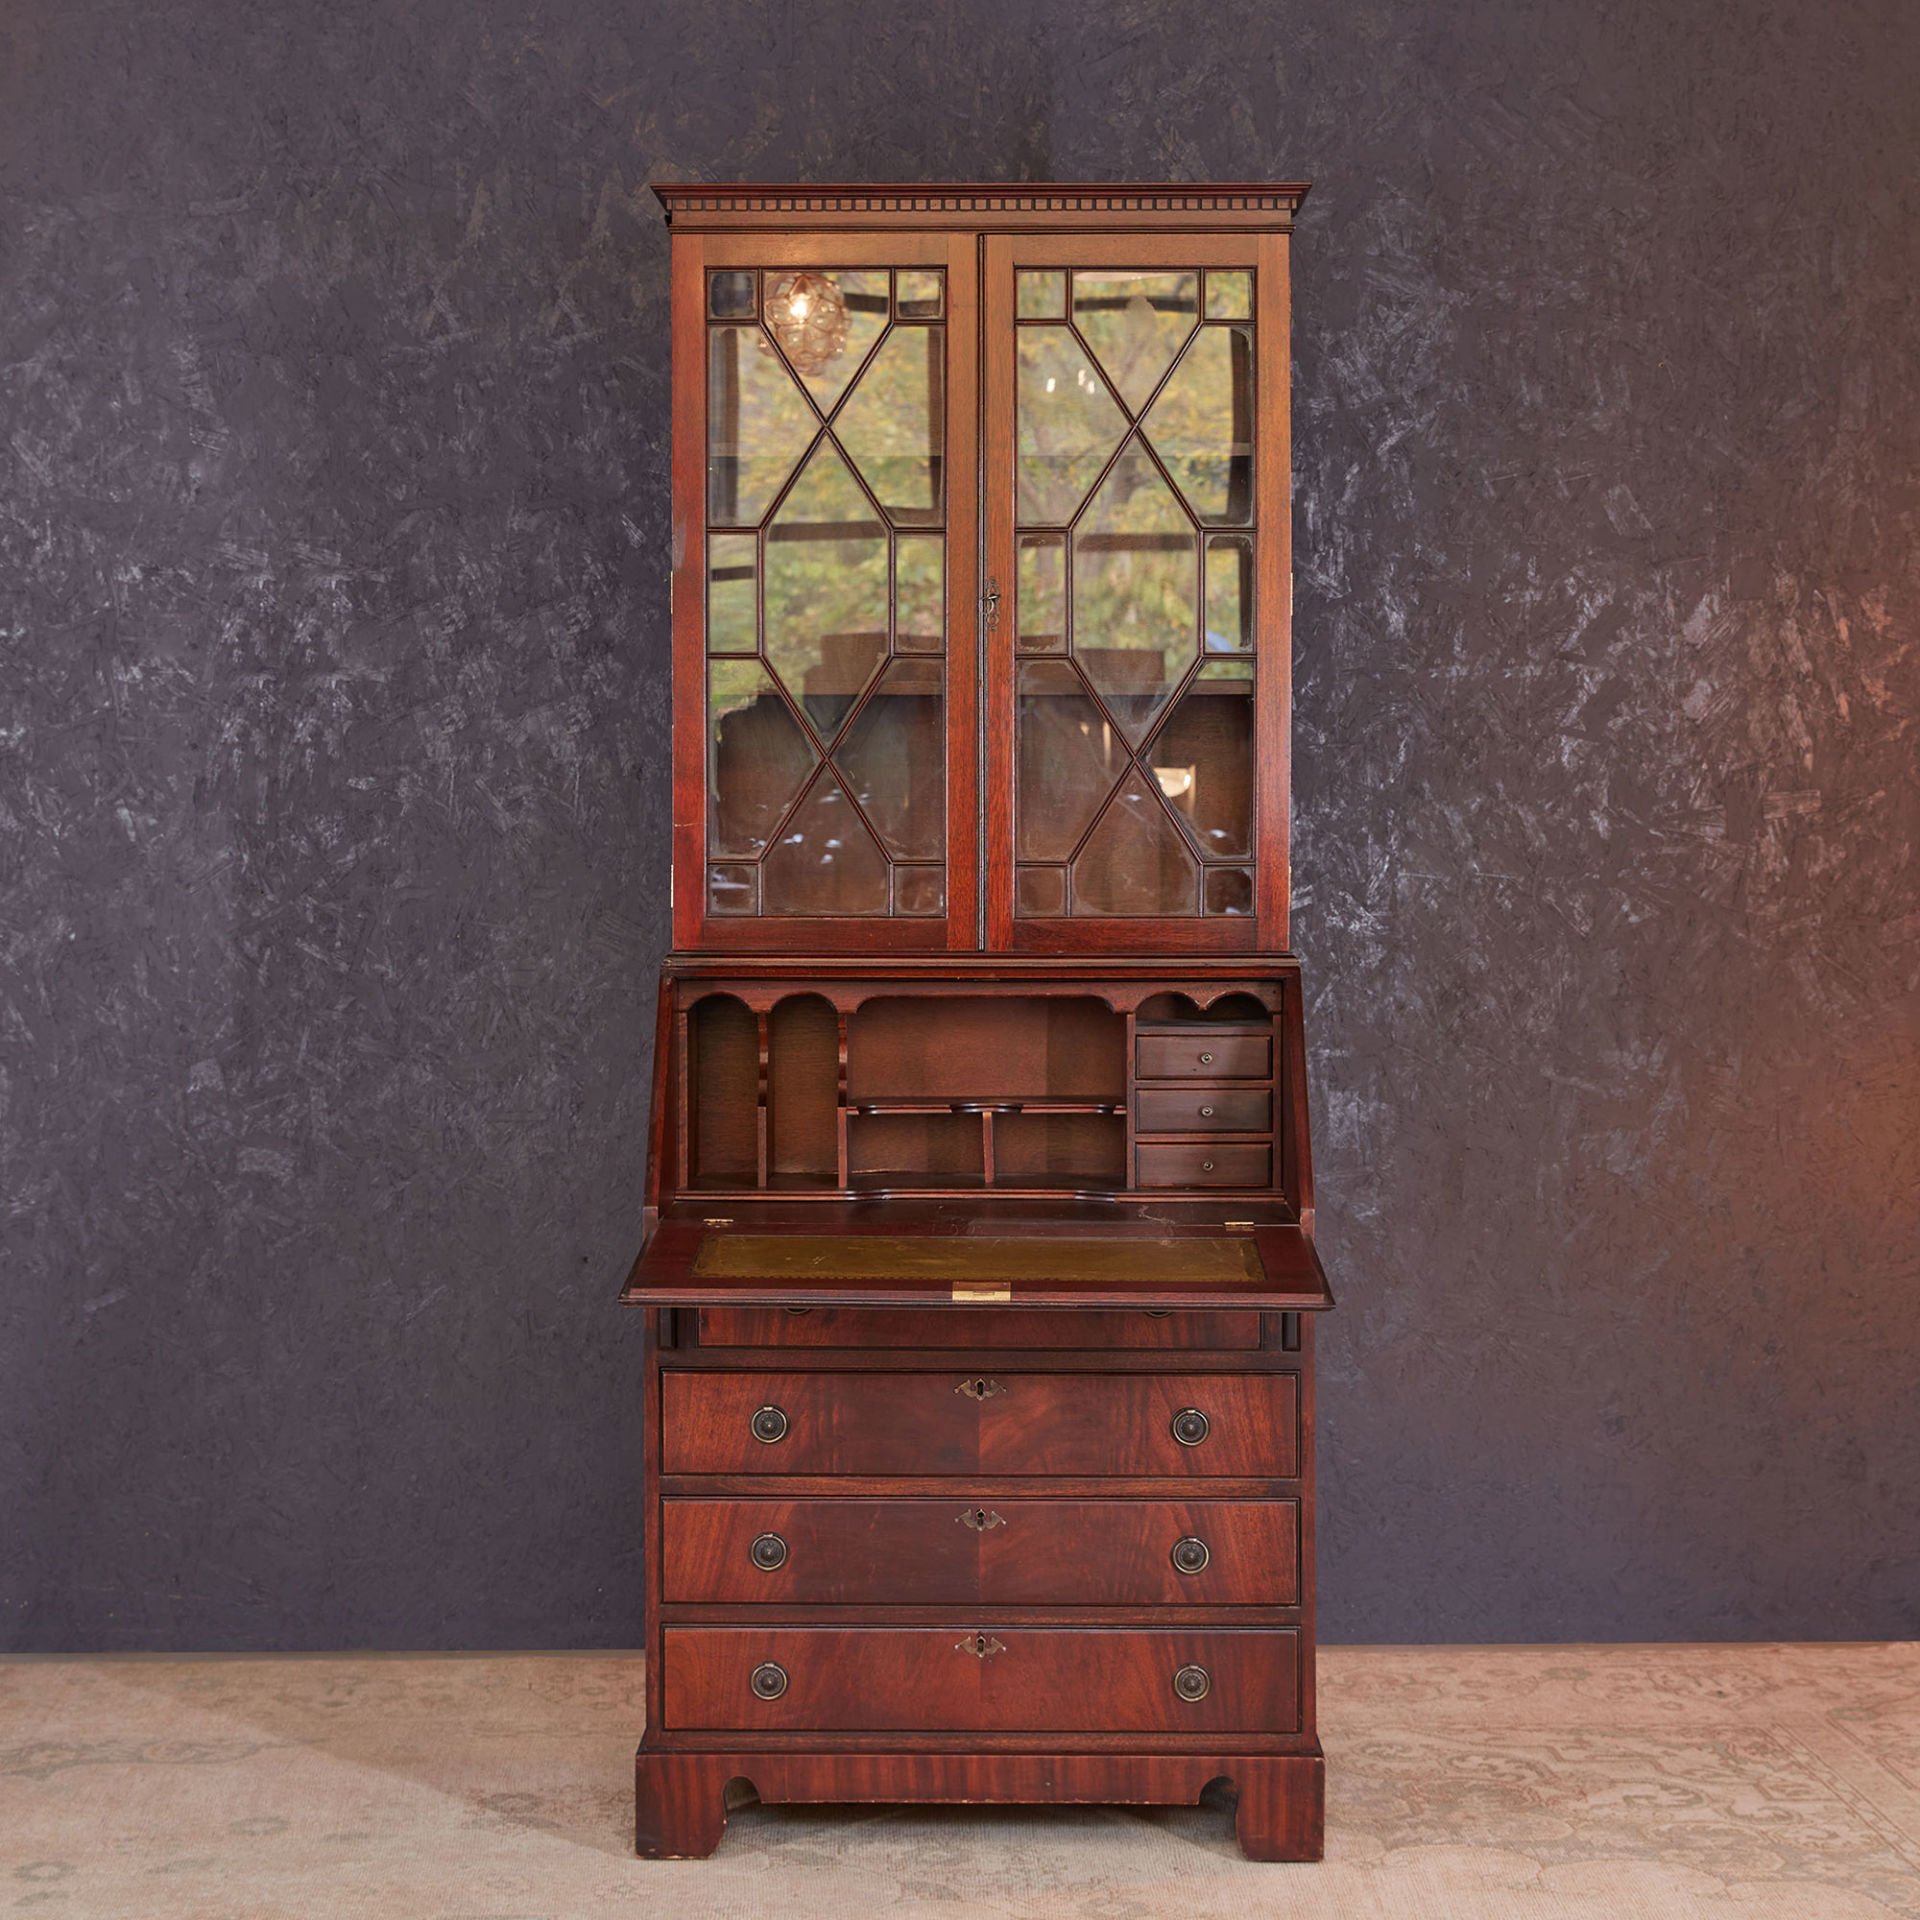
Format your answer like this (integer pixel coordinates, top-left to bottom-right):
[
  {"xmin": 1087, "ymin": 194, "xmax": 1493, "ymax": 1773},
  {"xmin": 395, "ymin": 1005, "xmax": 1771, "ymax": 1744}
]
[
  {"xmin": 1154, "ymin": 764, "xmax": 1196, "ymax": 800},
  {"xmin": 762, "ymin": 270, "xmax": 849, "ymax": 375}
]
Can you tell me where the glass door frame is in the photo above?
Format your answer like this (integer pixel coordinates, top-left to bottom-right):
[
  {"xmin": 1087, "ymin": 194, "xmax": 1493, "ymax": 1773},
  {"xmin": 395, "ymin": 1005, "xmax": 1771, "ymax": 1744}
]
[
  {"xmin": 983, "ymin": 231, "xmax": 1292, "ymax": 954},
  {"xmin": 670, "ymin": 228, "xmax": 980, "ymax": 951}
]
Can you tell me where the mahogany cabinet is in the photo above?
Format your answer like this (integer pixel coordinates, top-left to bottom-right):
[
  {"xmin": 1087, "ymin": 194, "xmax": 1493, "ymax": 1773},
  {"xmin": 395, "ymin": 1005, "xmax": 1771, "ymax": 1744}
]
[{"xmin": 627, "ymin": 181, "xmax": 1328, "ymax": 1862}]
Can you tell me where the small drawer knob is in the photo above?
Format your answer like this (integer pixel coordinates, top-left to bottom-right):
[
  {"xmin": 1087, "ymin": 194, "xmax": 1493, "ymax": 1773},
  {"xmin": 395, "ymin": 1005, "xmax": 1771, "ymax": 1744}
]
[
  {"xmin": 1171, "ymin": 1407, "xmax": 1211, "ymax": 1447},
  {"xmin": 1171, "ymin": 1536, "xmax": 1211, "ymax": 1575},
  {"xmin": 1173, "ymin": 1663, "xmax": 1212, "ymax": 1702},
  {"xmin": 1198, "ymin": 1050, "xmax": 1214, "ymax": 1064},
  {"xmin": 749, "ymin": 1661, "xmax": 789, "ymax": 1700},
  {"xmin": 749, "ymin": 1532, "xmax": 789, "ymax": 1571},
  {"xmin": 1199, "ymin": 1105, "xmax": 1215, "ymax": 1118},
  {"xmin": 1201, "ymin": 1159, "xmax": 1215, "ymax": 1172},
  {"xmin": 750, "ymin": 1405, "xmax": 789, "ymax": 1444}
]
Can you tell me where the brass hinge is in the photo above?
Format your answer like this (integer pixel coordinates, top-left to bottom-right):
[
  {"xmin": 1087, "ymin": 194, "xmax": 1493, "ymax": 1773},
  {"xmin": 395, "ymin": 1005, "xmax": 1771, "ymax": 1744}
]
[
  {"xmin": 952, "ymin": 1284, "xmax": 1011, "ymax": 1303},
  {"xmin": 1225, "ymin": 1220, "xmax": 1256, "ymax": 1232}
]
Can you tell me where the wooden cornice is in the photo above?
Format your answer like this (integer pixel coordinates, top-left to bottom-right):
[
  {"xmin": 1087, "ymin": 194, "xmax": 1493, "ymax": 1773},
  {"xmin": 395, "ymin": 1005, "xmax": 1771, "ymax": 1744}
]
[{"xmin": 650, "ymin": 181, "xmax": 1311, "ymax": 233}]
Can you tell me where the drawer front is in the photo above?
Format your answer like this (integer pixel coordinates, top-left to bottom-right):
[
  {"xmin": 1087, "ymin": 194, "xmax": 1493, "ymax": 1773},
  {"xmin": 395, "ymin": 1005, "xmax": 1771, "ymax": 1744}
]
[
  {"xmin": 661, "ymin": 1371, "xmax": 1297, "ymax": 1477},
  {"xmin": 1136, "ymin": 1142, "xmax": 1272, "ymax": 1188},
  {"xmin": 1136, "ymin": 1031, "xmax": 1270, "ymax": 1080},
  {"xmin": 1134, "ymin": 1087, "xmax": 1272, "ymax": 1134},
  {"xmin": 695, "ymin": 1307, "xmax": 1261, "ymax": 1350},
  {"xmin": 664, "ymin": 1626, "xmax": 1299, "ymax": 1733},
  {"xmin": 663, "ymin": 1497, "xmax": 1299, "ymax": 1605}
]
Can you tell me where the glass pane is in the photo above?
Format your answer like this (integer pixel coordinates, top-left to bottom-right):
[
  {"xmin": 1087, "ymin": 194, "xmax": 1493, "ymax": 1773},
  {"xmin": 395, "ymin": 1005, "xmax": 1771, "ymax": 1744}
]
[
  {"xmin": 765, "ymin": 440, "xmax": 889, "ymax": 740},
  {"xmin": 1017, "ymin": 269, "xmax": 1066, "ymax": 318},
  {"xmin": 1072, "ymin": 271, "xmax": 1197, "ymax": 413},
  {"xmin": 1017, "ymin": 534, "xmax": 1065, "ymax": 651},
  {"xmin": 706, "ymin": 532, "xmax": 757, "ymax": 653},
  {"xmin": 1016, "ymin": 658, "xmax": 1123, "ymax": 861},
  {"xmin": 761, "ymin": 770, "xmax": 890, "ymax": 915},
  {"xmin": 1206, "ymin": 270, "xmax": 1252, "ymax": 321},
  {"xmin": 895, "ymin": 536, "xmax": 945, "ymax": 651},
  {"xmin": 1205, "ymin": 866, "xmax": 1253, "ymax": 915},
  {"xmin": 707, "ymin": 660, "xmax": 817, "ymax": 858},
  {"xmin": 1143, "ymin": 326, "xmax": 1252, "ymax": 524},
  {"xmin": 1017, "ymin": 327, "xmax": 1127, "ymax": 526},
  {"xmin": 1072, "ymin": 777, "xmax": 1199, "ymax": 915},
  {"xmin": 835, "ymin": 326, "xmax": 944, "ymax": 522},
  {"xmin": 897, "ymin": 270, "xmax": 943, "ymax": 319},
  {"xmin": 1016, "ymin": 865, "xmax": 1066, "ymax": 918},
  {"xmin": 1206, "ymin": 536, "xmax": 1253, "ymax": 652},
  {"xmin": 709, "ymin": 271, "xmax": 757, "ymax": 318},
  {"xmin": 708, "ymin": 863, "xmax": 757, "ymax": 914},
  {"xmin": 706, "ymin": 326, "xmax": 817, "ymax": 526},
  {"xmin": 762, "ymin": 269, "xmax": 887, "ymax": 411},
  {"xmin": 835, "ymin": 657, "xmax": 945, "ymax": 861},
  {"xmin": 1072, "ymin": 444, "xmax": 1199, "ymax": 745},
  {"xmin": 1151, "ymin": 660, "xmax": 1254, "ymax": 860},
  {"xmin": 895, "ymin": 867, "xmax": 945, "ymax": 915}
]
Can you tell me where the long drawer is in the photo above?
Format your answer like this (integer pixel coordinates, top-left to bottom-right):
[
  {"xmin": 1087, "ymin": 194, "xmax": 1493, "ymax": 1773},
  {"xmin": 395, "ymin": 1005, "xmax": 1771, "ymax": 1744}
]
[
  {"xmin": 661, "ymin": 1371, "xmax": 1298, "ymax": 1478},
  {"xmin": 663, "ymin": 1626, "xmax": 1300, "ymax": 1733},
  {"xmin": 663, "ymin": 1497, "xmax": 1299, "ymax": 1605},
  {"xmin": 695, "ymin": 1308, "xmax": 1262, "ymax": 1350}
]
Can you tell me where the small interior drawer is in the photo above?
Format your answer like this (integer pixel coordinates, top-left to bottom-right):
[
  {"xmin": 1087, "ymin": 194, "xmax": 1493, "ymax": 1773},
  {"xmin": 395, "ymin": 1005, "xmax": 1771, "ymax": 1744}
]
[
  {"xmin": 1134, "ymin": 1087, "xmax": 1272, "ymax": 1135},
  {"xmin": 1135, "ymin": 1029, "xmax": 1270, "ymax": 1080},
  {"xmin": 1136, "ymin": 1142, "xmax": 1272, "ymax": 1189}
]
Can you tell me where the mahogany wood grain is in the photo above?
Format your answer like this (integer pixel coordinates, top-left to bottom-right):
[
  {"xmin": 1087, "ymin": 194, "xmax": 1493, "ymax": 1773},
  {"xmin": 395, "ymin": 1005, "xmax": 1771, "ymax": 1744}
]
[
  {"xmin": 659, "ymin": 1371, "xmax": 1297, "ymax": 1477},
  {"xmin": 662, "ymin": 1497, "xmax": 1299, "ymax": 1606},
  {"xmin": 692, "ymin": 1307, "xmax": 1261, "ymax": 1349},
  {"xmin": 635, "ymin": 1748, "xmax": 1324, "ymax": 1861},
  {"xmin": 661, "ymin": 1626, "xmax": 1300, "ymax": 1734}
]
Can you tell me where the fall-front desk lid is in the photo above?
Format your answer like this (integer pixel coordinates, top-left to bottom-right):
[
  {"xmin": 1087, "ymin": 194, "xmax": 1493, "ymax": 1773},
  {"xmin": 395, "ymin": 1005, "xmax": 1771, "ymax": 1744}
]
[{"xmin": 621, "ymin": 1201, "xmax": 1332, "ymax": 1311}]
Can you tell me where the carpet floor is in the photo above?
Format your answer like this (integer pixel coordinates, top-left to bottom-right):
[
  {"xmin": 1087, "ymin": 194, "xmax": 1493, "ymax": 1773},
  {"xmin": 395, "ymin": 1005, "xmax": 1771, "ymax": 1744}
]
[{"xmin": 3, "ymin": 1644, "xmax": 1917, "ymax": 1918}]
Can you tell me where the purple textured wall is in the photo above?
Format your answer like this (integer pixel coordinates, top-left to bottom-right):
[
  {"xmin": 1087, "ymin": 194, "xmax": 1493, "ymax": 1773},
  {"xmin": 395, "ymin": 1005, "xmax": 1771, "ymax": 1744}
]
[{"xmin": 2, "ymin": 0, "xmax": 1915, "ymax": 1650}]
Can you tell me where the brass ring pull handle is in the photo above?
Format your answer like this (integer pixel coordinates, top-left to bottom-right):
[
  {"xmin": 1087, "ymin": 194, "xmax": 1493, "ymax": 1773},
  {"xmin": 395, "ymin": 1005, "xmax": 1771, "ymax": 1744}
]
[
  {"xmin": 957, "ymin": 1506, "xmax": 1006, "ymax": 1532},
  {"xmin": 1173, "ymin": 1663, "xmax": 1212, "ymax": 1702},
  {"xmin": 1171, "ymin": 1536, "xmax": 1211, "ymax": 1575},
  {"xmin": 1171, "ymin": 1407, "xmax": 1211, "ymax": 1447},
  {"xmin": 955, "ymin": 1377, "xmax": 1006, "ymax": 1401},
  {"xmin": 749, "ymin": 1532, "xmax": 789, "ymax": 1571},
  {"xmin": 749, "ymin": 1661, "xmax": 789, "ymax": 1700},
  {"xmin": 750, "ymin": 1405, "xmax": 789, "ymax": 1444}
]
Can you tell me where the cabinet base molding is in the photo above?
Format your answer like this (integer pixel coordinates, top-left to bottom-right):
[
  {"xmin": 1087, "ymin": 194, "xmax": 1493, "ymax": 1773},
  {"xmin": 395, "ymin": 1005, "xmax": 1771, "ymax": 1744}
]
[{"xmin": 634, "ymin": 1745, "xmax": 1326, "ymax": 1862}]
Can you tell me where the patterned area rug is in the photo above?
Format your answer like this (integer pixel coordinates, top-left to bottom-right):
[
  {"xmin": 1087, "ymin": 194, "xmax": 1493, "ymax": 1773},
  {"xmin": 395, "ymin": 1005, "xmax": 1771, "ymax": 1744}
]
[{"xmin": 3, "ymin": 1645, "xmax": 1917, "ymax": 1917}]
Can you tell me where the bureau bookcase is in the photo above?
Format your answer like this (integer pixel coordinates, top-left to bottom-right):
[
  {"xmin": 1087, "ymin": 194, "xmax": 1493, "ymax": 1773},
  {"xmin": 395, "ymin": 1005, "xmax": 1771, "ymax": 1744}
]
[{"xmin": 625, "ymin": 182, "xmax": 1330, "ymax": 1860}]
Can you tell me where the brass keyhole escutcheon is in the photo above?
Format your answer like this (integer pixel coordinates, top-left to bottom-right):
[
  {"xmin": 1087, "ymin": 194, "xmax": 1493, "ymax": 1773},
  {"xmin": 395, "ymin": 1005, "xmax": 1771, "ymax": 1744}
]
[
  {"xmin": 1171, "ymin": 1536, "xmax": 1211, "ymax": 1575},
  {"xmin": 749, "ymin": 1532, "xmax": 789, "ymax": 1571},
  {"xmin": 1173, "ymin": 1663, "xmax": 1212, "ymax": 1702},
  {"xmin": 955, "ymin": 1376, "xmax": 1005, "ymax": 1402},
  {"xmin": 749, "ymin": 1661, "xmax": 789, "ymax": 1700},
  {"xmin": 1172, "ymin": 1407, "xmax": 1211, "ymax": 1447},
  {"xmin": 751, "ymin": 1405, "xmax": 789, "ymax": 1444},
  {"xmin": 956, "ymin": 1632, "xmax": 1007, "ymax": 1660},
  {"xmin": 957, "ymin": 1506, "xmax": 1006, "ymax": 1532}
]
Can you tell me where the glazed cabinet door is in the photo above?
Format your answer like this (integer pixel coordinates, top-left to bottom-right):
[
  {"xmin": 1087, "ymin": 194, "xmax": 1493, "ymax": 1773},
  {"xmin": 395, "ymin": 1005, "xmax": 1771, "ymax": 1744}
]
[
  {"xmin": 983, "ymin": 235, "xmax": 1291, "ymax": 952},
  {"xmin": 671, "ymin": 233, "xmax": 978, "ymax": 949}
]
